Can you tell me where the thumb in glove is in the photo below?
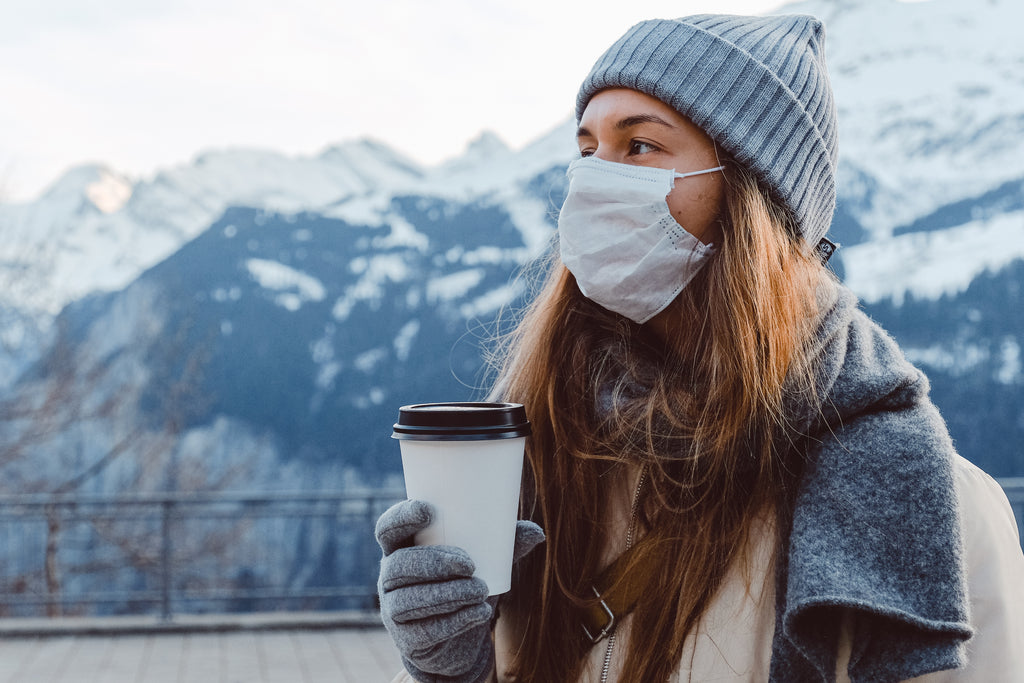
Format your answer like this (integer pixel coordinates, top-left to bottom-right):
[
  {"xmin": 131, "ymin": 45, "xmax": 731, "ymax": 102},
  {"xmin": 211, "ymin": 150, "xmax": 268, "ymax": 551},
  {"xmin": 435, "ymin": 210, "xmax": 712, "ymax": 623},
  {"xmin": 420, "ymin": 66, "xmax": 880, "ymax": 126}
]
[
  {"xmin": 511, "ymin": 519, "xmax": 545, "ymax": 565},
  {"xmin": 375, "ymin": 500, "xmax": 544, "ymax": 682}
]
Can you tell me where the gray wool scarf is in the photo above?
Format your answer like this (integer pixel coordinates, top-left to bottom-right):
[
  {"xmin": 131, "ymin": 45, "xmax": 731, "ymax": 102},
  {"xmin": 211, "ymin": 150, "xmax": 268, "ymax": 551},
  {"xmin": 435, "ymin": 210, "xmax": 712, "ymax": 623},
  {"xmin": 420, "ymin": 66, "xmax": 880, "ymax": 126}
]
[
  {"xmin": 769, "ymin": 283, "xmax": 972, "ymax": 682},
  {"xmin": 591, "ymin": 282, "xmax": 972, "ymax": 680}
]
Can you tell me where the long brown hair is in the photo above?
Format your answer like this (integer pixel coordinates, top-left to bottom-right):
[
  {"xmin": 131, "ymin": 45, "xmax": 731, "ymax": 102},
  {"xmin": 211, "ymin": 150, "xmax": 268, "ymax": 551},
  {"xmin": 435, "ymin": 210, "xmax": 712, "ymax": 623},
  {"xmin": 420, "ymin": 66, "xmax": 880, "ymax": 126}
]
[{"xmin": 488, "ymin": 157, "xmax": 832, "ymax": 681}]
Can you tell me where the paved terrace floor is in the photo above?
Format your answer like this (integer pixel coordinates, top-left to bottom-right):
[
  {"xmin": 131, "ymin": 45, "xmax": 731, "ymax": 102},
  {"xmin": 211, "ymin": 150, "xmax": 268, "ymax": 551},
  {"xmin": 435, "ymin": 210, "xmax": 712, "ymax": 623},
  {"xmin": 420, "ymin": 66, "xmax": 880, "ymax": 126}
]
[{"xmin": 0, "ymin": 613, "xmax": 403, "ymax": 683}]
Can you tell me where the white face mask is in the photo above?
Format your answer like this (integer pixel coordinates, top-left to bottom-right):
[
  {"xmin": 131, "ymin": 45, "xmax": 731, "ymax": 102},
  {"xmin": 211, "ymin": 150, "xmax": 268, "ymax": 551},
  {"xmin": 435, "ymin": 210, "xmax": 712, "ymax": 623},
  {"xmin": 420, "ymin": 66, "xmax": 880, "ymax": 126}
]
[{"xmin": 557, "ymin": 156, "xmax": 724, "ymax": 324}]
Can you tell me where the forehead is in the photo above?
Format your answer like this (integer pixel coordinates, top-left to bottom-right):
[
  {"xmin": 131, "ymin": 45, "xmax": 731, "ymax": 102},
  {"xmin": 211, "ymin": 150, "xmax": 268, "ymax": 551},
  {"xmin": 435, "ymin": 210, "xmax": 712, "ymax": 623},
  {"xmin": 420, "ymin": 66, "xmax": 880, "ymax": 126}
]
[
  {"xmin": 579, "ymin": 88, "xmax": 689, "ymax": 128},
  {"xmin": 577, "ymin": 88, "xmax": 713, "ymax": 147}
]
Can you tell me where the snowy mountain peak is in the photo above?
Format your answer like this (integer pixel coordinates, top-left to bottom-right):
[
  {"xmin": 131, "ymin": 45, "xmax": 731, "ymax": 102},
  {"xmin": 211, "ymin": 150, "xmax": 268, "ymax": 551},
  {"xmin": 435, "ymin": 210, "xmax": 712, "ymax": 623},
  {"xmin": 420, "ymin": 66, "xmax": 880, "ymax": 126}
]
[
  {"xmin": 317, "ymin": 137, "xmax": 425, "ymax": 184},
  {"xmin": 86, "ymin": 168, "xmax": 133, "ymax": 214},
  {"xmin": 435, "ymin": 131, "xmax": 512, "ymax": 175},
  {"xmin": 38, "ymin": 164, "xmax": 125, "ymax": 210},
  {"xmin": 464, "ymin": 131, "xmax": 510, "ymax": 158}
]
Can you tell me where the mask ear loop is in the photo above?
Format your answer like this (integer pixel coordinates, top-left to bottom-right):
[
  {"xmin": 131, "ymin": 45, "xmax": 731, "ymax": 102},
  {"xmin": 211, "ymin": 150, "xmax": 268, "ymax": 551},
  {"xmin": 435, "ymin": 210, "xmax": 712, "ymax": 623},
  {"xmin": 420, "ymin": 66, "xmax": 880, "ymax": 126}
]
[{"xmin": 711, "ymin": 139, "xmax": 729, "ymax": 240}]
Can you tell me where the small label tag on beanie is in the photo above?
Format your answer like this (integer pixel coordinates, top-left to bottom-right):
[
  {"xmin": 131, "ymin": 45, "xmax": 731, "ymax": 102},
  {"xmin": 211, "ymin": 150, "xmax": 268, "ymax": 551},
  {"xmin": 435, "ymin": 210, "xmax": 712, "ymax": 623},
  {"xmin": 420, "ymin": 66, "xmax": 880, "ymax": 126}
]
[{"xmin": 816, "ymin": 236, "xmax": 839, "ymax": 263}]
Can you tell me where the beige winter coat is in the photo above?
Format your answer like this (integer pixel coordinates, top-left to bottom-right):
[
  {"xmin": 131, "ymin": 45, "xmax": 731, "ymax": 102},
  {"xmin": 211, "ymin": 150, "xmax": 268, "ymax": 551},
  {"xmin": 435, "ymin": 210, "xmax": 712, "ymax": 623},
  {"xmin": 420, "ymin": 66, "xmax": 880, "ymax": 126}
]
[{"xmin": 390, "ymin": 455, "xmax": 1024, "ymax": 682}]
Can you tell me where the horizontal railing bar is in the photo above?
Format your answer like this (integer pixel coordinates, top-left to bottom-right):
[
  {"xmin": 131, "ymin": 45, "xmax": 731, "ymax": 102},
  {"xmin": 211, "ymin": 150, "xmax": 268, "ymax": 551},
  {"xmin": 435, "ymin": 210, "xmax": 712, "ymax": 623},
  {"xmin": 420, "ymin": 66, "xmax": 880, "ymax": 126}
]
[
  {"xmin": 0, "ymin": 587, "xmax": 375, "ymax": 607},
  {"xmin": 0, "ymin": 592, "xmax": 165, "ymax": 606},
  {"xmin": 175, "ymin": 588, "xmax": 374, "ymax": 601},
  {"xmin": 0, "ymin": 489, "xmax": 406, "ymax": 508},
  {"xmin": 0, "ymin": 511, "xmax": 380, "ymax": 523},
  {"xmin": 0, "ymin": 485, "xmax": 1017, "ymax": 508}
]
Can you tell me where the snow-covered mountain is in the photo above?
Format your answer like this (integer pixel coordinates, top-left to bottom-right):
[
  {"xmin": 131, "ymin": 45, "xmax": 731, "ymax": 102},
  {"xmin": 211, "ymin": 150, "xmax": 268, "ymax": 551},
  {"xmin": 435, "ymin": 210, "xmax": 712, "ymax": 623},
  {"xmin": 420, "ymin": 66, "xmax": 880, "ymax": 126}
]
[
  {"xmin": 3, "ymin": 0, "xmax": 1019, "ymax": 314},
  {"xmin": 0, "ymin": 0, "xmax": 1022, "ymax": 485},
  {"xmin": 0, "ymin": 140, "xmax": 422, "ymax": 315},
  {"xmin": 786, "ymin": 0, "xmax": 1024, "ymax": 305},
  {"xmin": 0, "ymin": 123, "xmax": 572, "ymax": 385},
  {"xmin": 796, "ymin": 0, "xmax": 1024, "ymax": 233}
]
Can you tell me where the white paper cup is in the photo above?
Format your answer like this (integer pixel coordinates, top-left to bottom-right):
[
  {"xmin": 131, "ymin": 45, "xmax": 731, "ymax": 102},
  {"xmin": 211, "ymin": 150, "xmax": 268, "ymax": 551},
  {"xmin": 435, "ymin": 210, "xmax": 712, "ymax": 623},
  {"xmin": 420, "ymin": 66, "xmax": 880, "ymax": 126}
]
[{"xmin": 392, "ymin": 403, "xmax": 530, "ymax": 596}]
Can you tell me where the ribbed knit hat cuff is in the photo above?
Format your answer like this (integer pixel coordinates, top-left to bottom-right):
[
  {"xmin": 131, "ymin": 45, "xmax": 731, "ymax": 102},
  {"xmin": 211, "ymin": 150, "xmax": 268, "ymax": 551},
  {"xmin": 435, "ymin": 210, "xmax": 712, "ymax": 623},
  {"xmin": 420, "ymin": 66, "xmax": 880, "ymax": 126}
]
[{"xmin": 576, "ymin": 18, "xmax": 836, "ymax": 248}]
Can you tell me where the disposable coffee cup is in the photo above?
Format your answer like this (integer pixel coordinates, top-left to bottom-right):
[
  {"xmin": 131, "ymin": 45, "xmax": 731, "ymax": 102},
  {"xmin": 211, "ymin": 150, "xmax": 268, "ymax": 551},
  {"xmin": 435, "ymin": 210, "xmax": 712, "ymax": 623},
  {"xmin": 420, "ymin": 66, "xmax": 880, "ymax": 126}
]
[{"xmin": 392, "ymin": 402, "xmax": 530, "ymax": 595}]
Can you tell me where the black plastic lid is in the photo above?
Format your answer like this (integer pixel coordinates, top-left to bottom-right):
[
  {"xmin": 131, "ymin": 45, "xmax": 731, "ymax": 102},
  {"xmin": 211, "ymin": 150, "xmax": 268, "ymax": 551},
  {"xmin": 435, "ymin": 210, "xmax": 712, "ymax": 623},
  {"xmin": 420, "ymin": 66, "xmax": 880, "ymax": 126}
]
[{"xmin": 392, "ymin": 402, "xmax": 531, "ymax": 441}]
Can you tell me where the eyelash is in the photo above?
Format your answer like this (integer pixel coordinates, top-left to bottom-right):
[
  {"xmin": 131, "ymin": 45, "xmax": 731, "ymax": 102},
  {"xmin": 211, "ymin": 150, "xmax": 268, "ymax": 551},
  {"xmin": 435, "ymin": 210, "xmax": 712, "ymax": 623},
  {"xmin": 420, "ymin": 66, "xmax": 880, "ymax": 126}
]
[
  {"xmin": 578, "ymin": 140, "xmax": 660, "ymax": 157},
  {"xmin": 629, "ymin": 140, "xmax": 659, "ymax": 155}
]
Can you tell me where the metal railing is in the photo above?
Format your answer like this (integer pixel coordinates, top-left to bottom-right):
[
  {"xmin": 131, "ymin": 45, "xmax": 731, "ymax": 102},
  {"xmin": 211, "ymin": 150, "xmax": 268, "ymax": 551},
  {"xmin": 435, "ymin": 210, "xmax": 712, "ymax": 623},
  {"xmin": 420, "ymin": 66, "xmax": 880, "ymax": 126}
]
[
  {"xmin": 0, "ymin": 489, "xmax": 404, "ymax": 620},
  {"xmin": 0, "ymin": 480, "xmax": 1020, "ymax": 621}
]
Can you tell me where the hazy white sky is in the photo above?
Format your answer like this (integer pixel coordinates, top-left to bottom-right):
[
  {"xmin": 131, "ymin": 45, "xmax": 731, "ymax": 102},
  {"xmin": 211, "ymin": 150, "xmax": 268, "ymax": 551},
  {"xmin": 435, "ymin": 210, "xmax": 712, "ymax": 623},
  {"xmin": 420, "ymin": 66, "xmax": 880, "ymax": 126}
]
[{"xmin": 0, "ymin": 0, "xmax": 785, "ymax": 202}]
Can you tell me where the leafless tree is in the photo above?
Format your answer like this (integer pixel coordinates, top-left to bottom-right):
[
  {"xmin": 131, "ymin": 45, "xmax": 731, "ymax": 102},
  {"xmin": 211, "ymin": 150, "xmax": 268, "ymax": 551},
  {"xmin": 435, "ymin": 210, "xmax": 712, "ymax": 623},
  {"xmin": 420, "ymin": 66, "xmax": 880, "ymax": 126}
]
[{"xmin": 0, "ymin": 300, "xmax": 257, "ymax": 617}]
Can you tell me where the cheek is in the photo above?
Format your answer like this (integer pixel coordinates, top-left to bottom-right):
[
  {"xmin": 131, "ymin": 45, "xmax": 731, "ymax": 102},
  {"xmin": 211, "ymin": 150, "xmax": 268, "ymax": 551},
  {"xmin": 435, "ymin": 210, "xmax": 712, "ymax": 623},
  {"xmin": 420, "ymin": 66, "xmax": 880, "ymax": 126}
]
[{"xmin": 668, "ymin": 184, "xmax": 725, "ymax": 244}]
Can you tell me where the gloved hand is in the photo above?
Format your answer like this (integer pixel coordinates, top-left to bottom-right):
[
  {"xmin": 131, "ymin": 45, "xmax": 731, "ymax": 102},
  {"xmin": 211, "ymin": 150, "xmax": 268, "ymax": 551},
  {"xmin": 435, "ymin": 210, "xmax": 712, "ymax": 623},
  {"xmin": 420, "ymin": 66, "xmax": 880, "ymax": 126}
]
[{"xmin": 376, "ymin": 499, "xmax": 544, "ymax": 683}]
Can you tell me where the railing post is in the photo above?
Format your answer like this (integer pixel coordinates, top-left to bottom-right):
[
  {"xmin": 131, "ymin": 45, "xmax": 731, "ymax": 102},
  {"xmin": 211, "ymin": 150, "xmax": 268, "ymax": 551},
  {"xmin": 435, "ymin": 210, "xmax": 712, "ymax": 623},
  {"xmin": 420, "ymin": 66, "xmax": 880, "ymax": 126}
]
[
  {"xmin": 363, "ymin": 496, "xmax": 374, "ymax": 610},
  {"xmin": 161, "ymin": 499, "xmax": 173, "ymax": 621},
  {"xmin": 44, "ymin": 503, "xmax": 61, "ymax": 618}
]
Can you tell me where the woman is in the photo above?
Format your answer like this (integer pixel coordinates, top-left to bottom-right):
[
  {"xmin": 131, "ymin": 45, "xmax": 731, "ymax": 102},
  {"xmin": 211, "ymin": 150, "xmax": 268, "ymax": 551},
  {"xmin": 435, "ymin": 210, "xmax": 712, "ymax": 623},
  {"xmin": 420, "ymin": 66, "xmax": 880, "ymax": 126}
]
[{"xmin": 376, "ymin": 14, "xmax": 1024, "ymax": 682}]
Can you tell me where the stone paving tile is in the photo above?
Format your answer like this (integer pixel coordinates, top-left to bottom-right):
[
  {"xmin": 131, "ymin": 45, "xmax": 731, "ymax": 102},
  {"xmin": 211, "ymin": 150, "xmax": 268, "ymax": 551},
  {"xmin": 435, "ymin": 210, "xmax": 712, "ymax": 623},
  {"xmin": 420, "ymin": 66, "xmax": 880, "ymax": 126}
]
[
  {"xmin": 0, "ymin": 627, "xmax": 403, "ymax": 683},
  {"xmin": 52, "ymin": 636, "xmax": 114, "ymax": 683},
  {"xmin": 177, "ymin": 633, "xmax": 221, "ymax": 683},
  {"xmin": 287, "ymin": 630, "xmax": 326, "ymax": 683},
  {"xmin": 140, "ymin": 634, "xmax": 187, "ymax": 682},
  {"xmin": 332, "ymin": 628, "xmax": 403, "ymax": 683},
  {"xmin": 96, "ymin": 635, "xmax": 149, "ymax": 683},
  {"xmin": 223, "ymin": 631, "xmax": 267, "ymax": 682}
]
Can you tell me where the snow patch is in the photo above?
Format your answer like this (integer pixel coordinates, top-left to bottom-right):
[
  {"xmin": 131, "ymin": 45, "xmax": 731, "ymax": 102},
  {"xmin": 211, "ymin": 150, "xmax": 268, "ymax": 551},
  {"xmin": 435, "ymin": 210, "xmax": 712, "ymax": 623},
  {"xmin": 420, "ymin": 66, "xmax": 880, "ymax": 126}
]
[
  {"xmin": 354, "ymin": 348, "xmax": 388, "ymax": 374},
  {"xmin": 322, "ymin": 192, "xmax": 390, "ymax": 227},
  {"xmin": 275, "ymin": 293, "xmax": 303, "ymax": 312},
  {"xmin": 393, "ymin": 320, "xmax": 420, "ymax": 362},
  {"xmin": 316, "ymin": 362, "xmax": 342, "ymax": 390},
  {"xmin": 332, "ymin": 255, "xmax": 411, "ymax": 321},
  {"xmin": 353, "ymin": 387, "xmax": 386, "ymax": 409},
  {"xmin": 841, "ymin": 210, "xmax": 1024, "ymax": 304},
  {"xmin": 497, "ymin": 193, "xmax": 558, "ymax": 256},
  {"xmin": 904, "ymin": 343, "xmax": 989, "ymax": 376},
  {"xmin": 427, "ymin": 270, "xmax": 485, "ymax": 304},
  {"xmin": 212, "ymin": 287, "xmax": 242, "ymax": 302},
  {"xmin": 904, "ymin": 336, "xmax": 1021, "ymax": 385},
  {"xmin": 996, "ymin": 338, "xmax": 1021, "ymax": 385},
  {"xmin": 461, "ymin": 246, "xmax": 527, "ymax": 267},
  {"xmin": 373, "ymin": 214, "xmax": 428, "ymax": 251},
  {"xmin": 245, "ymin": 258, "xmax": 326, "ymax": 311},
  {"xmin": 460, "ymin": 282, "xmax": 522, "ymax": 319}
]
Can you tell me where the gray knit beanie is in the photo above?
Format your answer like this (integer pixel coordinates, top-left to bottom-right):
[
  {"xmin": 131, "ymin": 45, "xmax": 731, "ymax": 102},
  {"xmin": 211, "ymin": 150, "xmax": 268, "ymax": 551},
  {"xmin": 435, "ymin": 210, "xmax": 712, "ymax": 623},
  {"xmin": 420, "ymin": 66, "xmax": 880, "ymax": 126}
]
[{"xmin": 576, "ymin": 14, "xmax": 838, "ymax": 249}]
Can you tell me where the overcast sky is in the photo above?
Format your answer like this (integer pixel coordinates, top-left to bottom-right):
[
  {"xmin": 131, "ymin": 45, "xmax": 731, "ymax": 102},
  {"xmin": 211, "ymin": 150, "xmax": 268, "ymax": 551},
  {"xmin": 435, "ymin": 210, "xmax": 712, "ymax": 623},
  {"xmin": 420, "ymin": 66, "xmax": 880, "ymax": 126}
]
[{"xmin": 0, "ymin": 0, "xmax": 786, "ymax": 202}]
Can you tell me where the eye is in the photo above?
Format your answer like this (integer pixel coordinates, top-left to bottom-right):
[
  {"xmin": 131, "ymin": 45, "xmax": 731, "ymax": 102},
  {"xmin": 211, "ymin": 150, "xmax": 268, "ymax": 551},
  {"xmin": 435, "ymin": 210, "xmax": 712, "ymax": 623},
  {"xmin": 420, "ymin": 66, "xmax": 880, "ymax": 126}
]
[
  {"xmin": 578, "ymin": 148, "xmax": 595, "ymax": 158},
  {"xmin": 628, "ymin": 140, "xmax": 659, "ymax": 155}
]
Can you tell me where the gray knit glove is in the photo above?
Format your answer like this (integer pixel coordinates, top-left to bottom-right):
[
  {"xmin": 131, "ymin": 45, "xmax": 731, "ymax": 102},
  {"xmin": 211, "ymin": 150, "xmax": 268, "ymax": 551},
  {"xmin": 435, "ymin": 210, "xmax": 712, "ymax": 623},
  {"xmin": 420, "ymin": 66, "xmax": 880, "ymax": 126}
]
[{"xmin": 375, "ymin": 499, "xmax": 544, "ymax": 683}]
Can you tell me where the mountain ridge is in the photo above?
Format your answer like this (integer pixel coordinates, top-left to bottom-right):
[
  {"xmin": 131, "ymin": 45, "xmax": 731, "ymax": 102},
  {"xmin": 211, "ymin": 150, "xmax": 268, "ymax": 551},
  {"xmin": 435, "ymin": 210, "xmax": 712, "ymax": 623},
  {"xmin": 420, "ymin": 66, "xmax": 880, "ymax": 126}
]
[{"xmin": 0, "ymin": 0, "xmax": 1020, "ymax": 481}]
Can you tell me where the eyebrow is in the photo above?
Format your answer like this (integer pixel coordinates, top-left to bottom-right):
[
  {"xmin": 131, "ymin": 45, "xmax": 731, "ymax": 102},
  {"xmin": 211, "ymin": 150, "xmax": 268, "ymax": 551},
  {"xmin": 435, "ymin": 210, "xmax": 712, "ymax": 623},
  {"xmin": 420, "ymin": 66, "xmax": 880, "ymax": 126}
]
[{"xmin": 576, "ymin": 113, "xmax": 677, "ymax": 139}]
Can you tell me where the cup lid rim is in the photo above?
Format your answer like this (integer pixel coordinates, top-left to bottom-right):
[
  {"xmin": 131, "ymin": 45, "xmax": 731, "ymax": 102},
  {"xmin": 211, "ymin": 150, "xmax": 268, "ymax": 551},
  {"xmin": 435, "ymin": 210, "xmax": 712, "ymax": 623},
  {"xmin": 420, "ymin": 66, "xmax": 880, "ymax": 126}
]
[{"xmin": 392, "ymin": 402, "xmax": 531, "ymax": 439}]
